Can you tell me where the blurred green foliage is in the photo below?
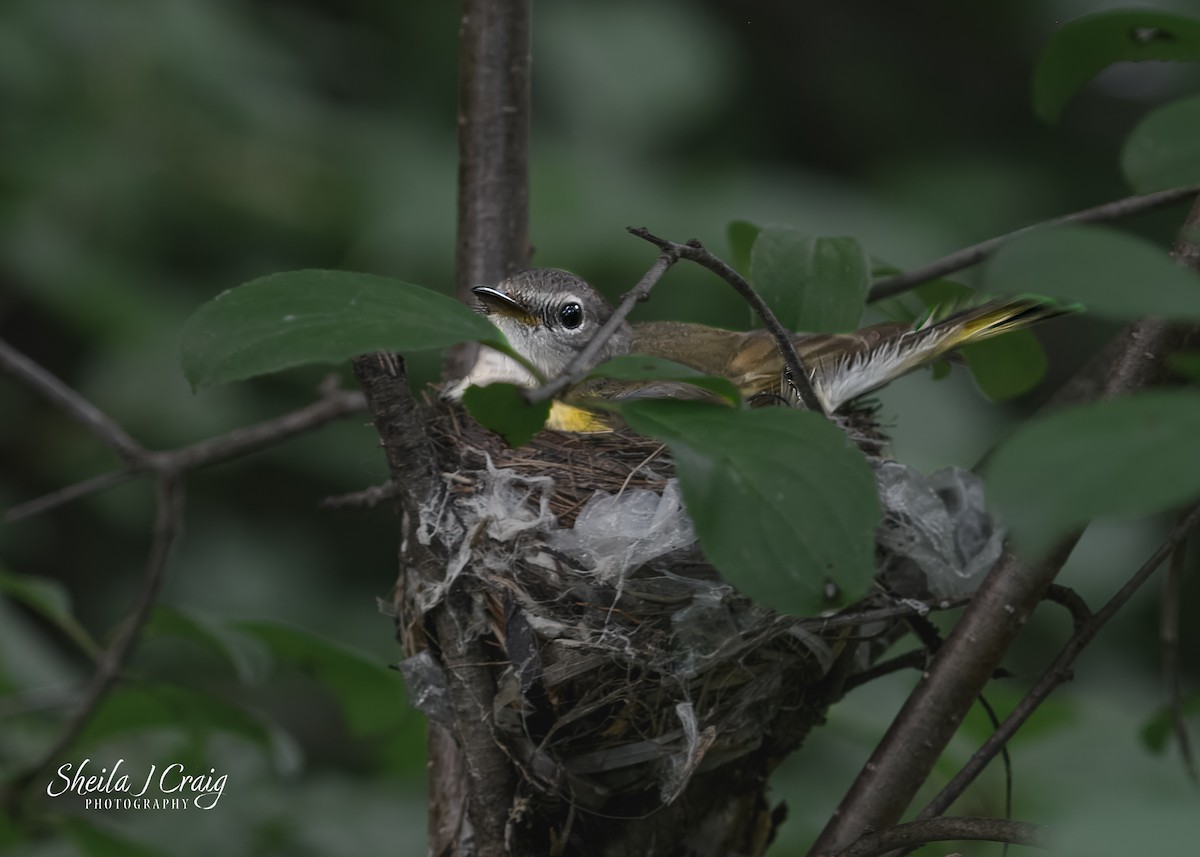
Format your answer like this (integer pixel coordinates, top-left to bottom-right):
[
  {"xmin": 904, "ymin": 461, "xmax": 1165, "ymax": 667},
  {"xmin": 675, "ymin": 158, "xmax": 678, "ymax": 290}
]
[{"xmin": 2, "ymin": 1, "xmax": 1200, "ymax": 855}]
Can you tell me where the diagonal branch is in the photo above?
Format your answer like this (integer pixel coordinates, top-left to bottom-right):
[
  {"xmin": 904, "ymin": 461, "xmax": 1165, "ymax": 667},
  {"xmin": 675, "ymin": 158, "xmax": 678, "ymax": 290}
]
[
  {"xmin": 835, "ymin": 816, "xmax": 1047, "ymax": 857},
  {"xmin": 628, "ymin": 227, "xmax": 826, "ymax": 412},
  {"xmin": 0, "ymin": 338, "xmax": 146, "ymax": 463},
  {"xmin": 867, "ymin": 183, "xmax": 1200, "ymax": 302},
  {"xmin": 809, "ymin": 194, "xmax": 1200, "ymax": 857},
  {"xmin": 917, "ymin": 501, "xmax": 1200, "ymax": 820},
  {"xmin": 527, "ymin": 249, "xmax": 679, "ymax": 404},
  {"xmin": 5, "ymin": 387, "xmax": 366, "ymax": 523},
  {"xmin": 3, "ymin": 474, "xmax": 185, "ymax": 804}
]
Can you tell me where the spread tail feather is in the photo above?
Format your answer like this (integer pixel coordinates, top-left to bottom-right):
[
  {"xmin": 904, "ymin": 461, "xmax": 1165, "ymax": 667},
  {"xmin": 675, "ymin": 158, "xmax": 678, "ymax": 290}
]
[{"xmin": 810, "ymin": 297, "xmax": 1076, "ymax": 411}]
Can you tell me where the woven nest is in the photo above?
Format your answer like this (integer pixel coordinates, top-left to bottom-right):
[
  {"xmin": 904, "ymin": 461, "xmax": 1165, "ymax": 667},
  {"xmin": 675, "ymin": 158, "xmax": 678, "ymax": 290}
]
[{"xmin": 405, "ymin": 395, "xmax": 906, "ymax": 814}]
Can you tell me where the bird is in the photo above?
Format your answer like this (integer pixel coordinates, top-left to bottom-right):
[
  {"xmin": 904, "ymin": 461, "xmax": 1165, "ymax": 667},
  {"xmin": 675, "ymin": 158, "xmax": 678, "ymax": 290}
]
[{"xmin": 444, "ymin": 267, "xmax": 1074, "ymax": 431}]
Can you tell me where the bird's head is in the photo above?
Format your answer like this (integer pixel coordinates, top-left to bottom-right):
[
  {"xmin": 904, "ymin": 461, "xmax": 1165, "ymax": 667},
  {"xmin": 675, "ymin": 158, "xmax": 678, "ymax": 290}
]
[{"xmin": 472, "ymin": 268, "xmax": 632, "ymax": 379}]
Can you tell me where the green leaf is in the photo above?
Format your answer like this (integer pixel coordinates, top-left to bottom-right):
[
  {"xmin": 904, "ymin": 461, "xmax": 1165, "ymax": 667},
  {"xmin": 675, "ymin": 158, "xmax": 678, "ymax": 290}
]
[
  {"xmin": 960, "ymin": 329, "xmax": 1048, "ymax": 401},
  {"xmin": 620, "ymin": 400, "xmax": 879, "ymax": 616},
  {"xmin": 462, "ymin": 382, "xmax": 552, "ymax": 447},
  {"xmin": 1140, "ymin": 693, "xmax": 1200, "ymax": 753},
  {"xmin": 983, "ymin": 224, "xmax": 1200, "ymax": 320},
  {"xmin": 232, "ymin": 620, "xmax": 407, "ymax": 737},
  {"xmin": 1122, "ymin": 94, "xmax": 1200, "ymax": 193},
  {"xmin": 1167, "ymin": 351, "xmax": 1200, "ymax": 381},
  {"xmin": 0, "ymin": 568, "xmax": 100, "ymax": 660},
  {"xmin": 986, "ymin": 391, "xmax": 1200, "ymax": 553},
  {"xmin": 180, "ymin": 270, "xmax": 503, "ymax": 388},
  {"xmin": 144, "ymin": 605, "xmax": 266, "ymax": 684},
  {"xmin": 1033, "ymin": 10, "xmax": 1200, "ymax": 123},
  {"xmin": 749, "ymin": 228, "xmax": 869, "ymax": 332},
  {"xmin": 727, "ymin": 219, "xmax": 761, "ymax": 276},
  {"xmin": 75, "ymin": 682, "xmax": 300, "ymax": 772},
  {"xmin": 588, "ymin": 354, "xmax": 742, "ymax": 405}
]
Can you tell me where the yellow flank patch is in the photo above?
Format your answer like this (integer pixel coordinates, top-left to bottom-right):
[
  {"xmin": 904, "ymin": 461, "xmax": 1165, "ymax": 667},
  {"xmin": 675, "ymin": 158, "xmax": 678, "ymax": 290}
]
[{"xmin": 547, "ymin": 401, "xmax": 613, "ymax": 433}]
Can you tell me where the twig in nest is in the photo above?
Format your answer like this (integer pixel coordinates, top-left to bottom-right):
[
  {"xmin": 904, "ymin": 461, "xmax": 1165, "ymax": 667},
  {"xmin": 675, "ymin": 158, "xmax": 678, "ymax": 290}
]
[
  {"xmin": 628, "ymin": 227, "xmax": 826, "ymax": 413},
  {"xmin": 867, "ymin": 183, "xmax": 1200, "ymax": 302}
]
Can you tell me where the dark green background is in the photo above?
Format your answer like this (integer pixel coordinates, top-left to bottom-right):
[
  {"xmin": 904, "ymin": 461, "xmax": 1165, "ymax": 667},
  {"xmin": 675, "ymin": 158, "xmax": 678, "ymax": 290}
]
[{"xmin": 2, "ymin": 1, "xmax": 1197, "ymax": 854}]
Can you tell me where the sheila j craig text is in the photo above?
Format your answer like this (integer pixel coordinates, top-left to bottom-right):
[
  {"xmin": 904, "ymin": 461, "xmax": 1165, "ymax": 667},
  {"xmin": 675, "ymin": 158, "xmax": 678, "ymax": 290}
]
[{"xmin": 48, "ymin": 759, "xmax": 227, "ymax": 810}]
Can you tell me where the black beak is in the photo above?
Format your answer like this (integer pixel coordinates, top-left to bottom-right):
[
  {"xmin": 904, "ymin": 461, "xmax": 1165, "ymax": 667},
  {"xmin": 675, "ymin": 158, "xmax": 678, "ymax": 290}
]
[{"xmin": 472, "ymin": 286, "xmax": 537, "ymax": 325}]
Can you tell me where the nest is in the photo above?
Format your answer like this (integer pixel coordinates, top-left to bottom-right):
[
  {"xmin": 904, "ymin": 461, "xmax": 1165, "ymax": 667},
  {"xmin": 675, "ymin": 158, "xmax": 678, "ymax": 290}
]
[{"xmin": 400, "ymin": 395, "xmax": 913, "ymax": 816}]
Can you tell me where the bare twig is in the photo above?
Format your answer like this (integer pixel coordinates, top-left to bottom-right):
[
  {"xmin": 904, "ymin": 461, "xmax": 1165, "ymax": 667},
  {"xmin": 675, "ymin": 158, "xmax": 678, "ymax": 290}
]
[
  {"xmin": 918, "ymin": 502, "xmax": 1200, "ymax": 820},
  {"xmin": 844, "ymin": 649, "xmax": 928, "ymax": 693},
  {"xmin": 0, "ymin": 338, "xmax": 145, "ymax": 463},
  {"xmin": 835, "ymin": 816, "xmax": 1047, "ymax": 857},
  {"xmin": 5, "ymin": 389, "xmax": 366, "ymax": 523},
  {"xmin": 1043, "ymin": 583, "xmax": 1093, "ymax": 631},
  {"xmin": 867, "ymin": 184, "xmax": 1200, "ymax": 302},
  {"xmin": 1160, "ymin": 529, "xmax": 1197, "ymax": 783},
  {"xmin": 4, "ymin": 475, "xmax": 184, "ymax": 804},
  {"xmin": 797, "ymin": 596, "xmax": 969, "ymax": 634},
  {"xmin": 629, "ymin": 227, "xmax": 826, "ymax": 413},
  {"xmin": 321, "ymin": 480, "xmax": 400, "ymax": 510},
  {"xmin": 528, "ymin": 249, "xmax": 679, "ymax": 404}
]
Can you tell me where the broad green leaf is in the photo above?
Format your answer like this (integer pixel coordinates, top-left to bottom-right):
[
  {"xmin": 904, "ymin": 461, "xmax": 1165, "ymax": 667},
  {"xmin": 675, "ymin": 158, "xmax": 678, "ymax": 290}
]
[
  {"xmin": 180, "ymin": 270, "xmax": 503, "ymax": 388},
  {"xmin": 727, "ymin": 219, "xmax": 761, "ymax": 276},
  {"xmin": 1140, "ymin": 693, "xmax": 1200, "ymax": 753},
  {"xmin": 144, "ymin": 605, "xmax": 266, "ymax": 684},
  {"xmin": 462, "ymin": 382, "xmax": 552, "ymax": 447},
  {"xmin": 63, "ymin": 819, "xmax": 171, "ymax": 857},
  {"xmin": 0, "ymin": 568, "xmax": 100, "ymax": 660},
  {"xmin": 75, "ymin": 682, "xmax": 300, "ymax": 772},
  {"xmin": 1122, "ymin": 94, "xmax": 1200, "ymax": 193},
  {"xmin": 620, "ymin": 400, "xmax": 879, "ymax": 616},
  {"xmin": 588, "ymin": 354, "xmax": 742, "ymax": 405},
  {"xmin": 983, "ymin": 224, "xmax": 1200, "ymax": 320},
  {"xmin": 750, "ymin": 228, "xmax": 869, "ymax": 332},
  {"xmin": 1033, "ymin": 10, "xmax": 1200, "ymax": 123},
  {"xmin": 960, "ymin": 330, "xmax": 1047, "ymax": 401},
  {"xmin": 233, "ymin": 620, "xmax": 407, "ymax": 737},
  {"xmin": 1167, "ymin": 351, "xmax": 1200, "ymax": 381},
  {"xmin": 986, "ymin": 391, "xmax": 1200, "ymax": 552}
]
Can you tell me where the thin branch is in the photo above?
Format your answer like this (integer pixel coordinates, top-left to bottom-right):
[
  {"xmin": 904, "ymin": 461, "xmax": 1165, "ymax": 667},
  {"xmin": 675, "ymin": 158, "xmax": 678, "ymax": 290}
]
[
  {"xmin": 867, "ymin": 184, "xmax": 1200, "ymax": 302},
  {"xmin": 629, "ymin": 227, "xmax": 826, "ymax": 413},
  {"xmin": 844, "ymin": 649, "xmax": 928, "ymax": 693},
  {"xmin": 5, "ymin": 389, "xmax": 367, "ymax": 523},
  {"xmin": 149, "ymin": 388, "xmax": 366, "ymax": 473},
  {"xmin": 527, "ymin": 249, "xmax": 679, "ymax": 404},
  {"xmin": 321, "ymin": 480, "xmax": 400, "ymax": 510},
  {"xmin": 4, "ymin": 475, "xmax": 185, "ymax": 804},
  {"xmin": 0, "ymin": 338, "xmax": 146, "ymax": 463},
  {"xmin": 1042, "ymin": 583, "xmax": 1092, "ymax": 631},
  {"xmin": 917, "ymin": 502, "xmax": 1200, "ymax": 820},
  {"xmin": 835, "ymin": 817, "xmax": 1047, "ymax": 857},
  {"xmin": 797, "ymin": 596, "xmax": 969, "ymax": 634},
  {"xmin": 1160, "ymin": 528, "xmax": 1197, "ymax": 783}
]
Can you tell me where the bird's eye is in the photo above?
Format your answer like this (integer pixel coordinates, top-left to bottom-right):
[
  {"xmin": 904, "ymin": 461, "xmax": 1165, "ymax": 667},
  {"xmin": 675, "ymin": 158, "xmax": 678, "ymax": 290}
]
[{"xmin": 558, "ymin": 302, "xmax": 583, "ymax": 329}]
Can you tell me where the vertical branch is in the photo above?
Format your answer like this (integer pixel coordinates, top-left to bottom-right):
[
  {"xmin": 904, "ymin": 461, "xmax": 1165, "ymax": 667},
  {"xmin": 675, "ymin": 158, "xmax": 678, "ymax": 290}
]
[{"xmin": 447, "ymin": 0, "xmax": 533, "ymax": 379}]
